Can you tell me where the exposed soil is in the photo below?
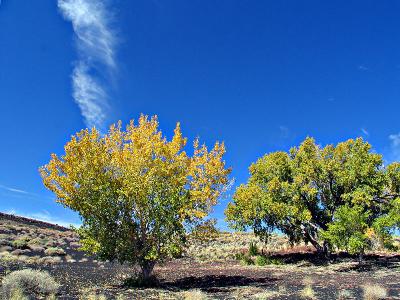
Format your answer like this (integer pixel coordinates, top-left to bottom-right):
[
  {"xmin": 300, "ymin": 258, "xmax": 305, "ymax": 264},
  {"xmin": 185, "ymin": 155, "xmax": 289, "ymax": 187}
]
[{"xmin": 1, "ymin": 213, "xmax": 399, "ymax": 299}]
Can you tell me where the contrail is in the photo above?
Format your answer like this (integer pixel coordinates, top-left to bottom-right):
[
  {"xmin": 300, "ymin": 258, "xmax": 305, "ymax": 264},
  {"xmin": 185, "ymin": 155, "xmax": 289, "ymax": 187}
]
[{"xmin": 58, "ymin": 0, "xmax": 117, "ymax": 129}]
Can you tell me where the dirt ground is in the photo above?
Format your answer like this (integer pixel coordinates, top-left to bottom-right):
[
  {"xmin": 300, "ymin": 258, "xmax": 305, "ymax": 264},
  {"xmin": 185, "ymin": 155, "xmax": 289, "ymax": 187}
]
[{"xmin": 0, "ymin": 213, "xmax": 399, "ymax": 299}]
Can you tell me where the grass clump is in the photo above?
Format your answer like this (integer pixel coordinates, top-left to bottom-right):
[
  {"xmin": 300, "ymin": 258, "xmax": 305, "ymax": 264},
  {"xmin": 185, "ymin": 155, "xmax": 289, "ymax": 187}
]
[
  {"xmin": 240, "ymin": 255, "xmax": 254, "ymax": 266},
  {"xmin": 1, "ymin": 269, "xmax": 59, "ymax": 299},
  {"xmin": 255, "ymin": 255, "xmax": 283, "ymax": 266},
  {"xmin": 338, "ymin": 289, "xmax": 354, "ymax": 299},
  {"xmin": 362, "ymin": 284, "xmax": 387, "ymax": 300},
  {"xmin": 181, "ymin": 289, "xmax": 209, "ymax": 300},
  {"xmin": 300, "ymin": 277, "xmax": 316, "ymax": 299},
  {"xmin": 255, "ymin": 255, "xmax": 268, "ymax": 266},
  {"xmin": 44, "ymin": 247, "xmax": 66, "ymax": 256},
  {"xmin": 248, "ymin": 242, "xmax": 258, "ymax": 256},
  {"xmin": 301, "ymin": 285, "xmax": 316, "ymax": 299},
  {"xmin": 12, "ymin": 237, "xmax": 30, "ymax": 249}
]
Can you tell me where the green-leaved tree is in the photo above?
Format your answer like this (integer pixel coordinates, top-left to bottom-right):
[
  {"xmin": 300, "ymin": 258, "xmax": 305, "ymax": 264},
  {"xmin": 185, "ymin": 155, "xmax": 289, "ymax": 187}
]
[{"xmin": 226, "ymin": 137, "xmax": 400, "ymax": 258}]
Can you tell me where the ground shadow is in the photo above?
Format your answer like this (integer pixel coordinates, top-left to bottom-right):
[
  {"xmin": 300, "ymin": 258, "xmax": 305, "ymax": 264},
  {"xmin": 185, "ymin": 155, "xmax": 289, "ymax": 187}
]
[
  {"xmin": 122, "ymin": 274, "xmax": 280, "ymax": 293},
  {"xmin": 160, "ymin": 274, "xmax": 280, "ymax": 292},
  {"xmin": 334, "ymin": 253, "xmax": 400, "ymax": 272},
  {"xmin": 268, "ymin": 250, "xmax": 400, "ymax": 272}
]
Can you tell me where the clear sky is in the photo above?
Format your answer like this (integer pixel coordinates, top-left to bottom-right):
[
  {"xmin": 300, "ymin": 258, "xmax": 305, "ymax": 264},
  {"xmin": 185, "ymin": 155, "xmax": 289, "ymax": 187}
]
[{"xmin": 1, "ymin": 0, "xmax": 400, "ymax": 229}]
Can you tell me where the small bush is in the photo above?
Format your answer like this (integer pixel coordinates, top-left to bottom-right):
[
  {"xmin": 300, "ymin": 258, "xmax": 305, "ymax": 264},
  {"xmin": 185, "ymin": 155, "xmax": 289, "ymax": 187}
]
[
  {"xmin": 181, "ymin": 289, "xmax": 209, "ymax": 300},
  {"xmin": 363, "ymin": 284, "xmax": 387, "ymax": 300},
  {"xmin": 10, "ymin": 288, "xmax": 29, "ymax": 300},
  {"xmin": 0, "ymin": 238, "xmax": 11, "ymax": 247},
  {"xmin": 235, "ymin": 252, "xmax": 246, "ymax": 261},
  {"xmin": 38, "ymin": 256, "xmax": 63, "ymax": 265},
  {"xmin": 255, "ymin": 255, "xmax": 283, "ymax": 266},
  {"xmin": 44, "ymin": 247, "xmax": 66, "ymax": 256},
  {"xmin": 1, "ymin": 269, "xmax": 59, "ymax": 299},
  {"xmin": 301, "ymin": 285, "xmax": 316, "ymax": 299},
  {"xmin": 12, "ymin": 237, "xmax": 30, "ymax": 249},
  {"xmin": 248, "ymin": 242, "xmax": 258, "ymax": 256},
  {"xmin": 27, "ymin": 237, "xmax": 42, "ymax": 246},
  {"xmin": 338, "ymin": 289, "xmax": 354, "ymax": 299},
  {"xmin": 255, "ymin": 255, "xmax": 268, "ymax": 266},
  {"xmin": 240, "ymin": 255, "xmax": 254, "ymax": 265}
]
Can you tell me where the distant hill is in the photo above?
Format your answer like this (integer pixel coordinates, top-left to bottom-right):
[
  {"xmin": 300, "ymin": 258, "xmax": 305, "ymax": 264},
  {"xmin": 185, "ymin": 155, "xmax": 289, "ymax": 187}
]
[{"xmin": 0, "ymin": 212, "xmax": 69, "ymax": 232}]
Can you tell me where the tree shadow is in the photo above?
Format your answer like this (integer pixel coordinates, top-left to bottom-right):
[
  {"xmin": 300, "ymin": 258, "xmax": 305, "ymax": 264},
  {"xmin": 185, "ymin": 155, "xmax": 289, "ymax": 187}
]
[
  {"xmin": 334, "ymin": 253, "xmax": 400, "ymax": 273},
  {"xmin": 268, "ymin": 250, "xmax": 400, "ymax": 272},
  {"xmin": 268, "ymin": 251, "xmax": 329, "ymax": 266},
  {"xmin": 158, "ymin": 274, "xmax": 280, "ymax": 292}
]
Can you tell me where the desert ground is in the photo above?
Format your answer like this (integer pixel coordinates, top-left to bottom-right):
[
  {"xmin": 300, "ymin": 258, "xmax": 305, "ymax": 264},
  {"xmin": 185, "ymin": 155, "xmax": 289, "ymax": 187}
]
[{"xmin": 0, "ymin": 212, "xmax": 399, "ymax": 299}]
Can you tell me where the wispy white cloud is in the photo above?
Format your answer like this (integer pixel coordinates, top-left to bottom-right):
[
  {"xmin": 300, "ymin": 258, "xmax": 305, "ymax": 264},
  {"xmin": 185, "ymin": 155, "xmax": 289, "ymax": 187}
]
[
  {"xmin": 361, "ymin": 128, "xmax": 369, "ymax": 136},
  {"xmin": 58, "ymin": 0, "xmax": 117, "ymax": 129},
  {"xmin": 0, "ymin": 184, "xmax": 29, "ymax": 195},
  {"xmin": 72, "ymin": 62, "xmax": 108, "ymax": 128},
  {"xmin": 389, "ymin": 133, "xmax": 400, "ymax": 161},
  {"xmin": 358, "ymin": 64, "xmax": 369, "ymax": 71}
]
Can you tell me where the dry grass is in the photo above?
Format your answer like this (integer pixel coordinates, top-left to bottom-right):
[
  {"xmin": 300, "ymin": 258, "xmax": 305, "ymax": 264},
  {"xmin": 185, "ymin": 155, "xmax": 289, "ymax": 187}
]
[
  {"xmin": 300, "ymin": 277, "xmax": 316, "ymax": 299},
  {"xmin": 337, "ymin": 289, "xmax": 354, "ymax": 299},
  {"xmin": 362, "ymin": 284, "xmax": 388, "ymax": 300},
  {"xmin": 0, "ymin": 219, "xmax": 80, "ymax": 265},
  {"xmin": 186, "ymin": 232, "xmax": 294, "ymax": 262},
  {"xmin": 180, "ymin": 289, "xmax": 209, "ymax": 300}
]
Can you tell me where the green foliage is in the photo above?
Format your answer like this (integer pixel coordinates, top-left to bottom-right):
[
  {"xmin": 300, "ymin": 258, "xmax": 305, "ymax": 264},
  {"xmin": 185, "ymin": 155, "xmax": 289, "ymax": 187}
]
[
  {"xmin": 235, "ymin": 252, "xmax": 246, "ymax": 261},
  {"xmin": 321, "ymin": 205, "xmax": 370, "ymax": 255},
  {"xmin": 190, "ymin": 218, "xmax": 219, "ymax": 242},
  {"xmin": 44, "ymin": 247, "xmax": 66, "ymax": 256},
  {"xmin": 12, "ymin": 237, "xmax": 30, "ymax": 249},
  {"xmin": 1, "ymin": 269, "xmax": 59, "ymax": 299},
  {"xmin": 240, "ymin": 255, "xmax": 254, "ymax": 265},
  {"xmin": 226, "ymin": 137, "xmax": 400, "ymax": 257},
  {"xmin": 255, "ymin": 255, "xmax": 283, "ymax": 266},
  {"xmin": 255, "ymin": 255, "xmax": 268, "ymax": 266},
  {"xmin": 248, "ymin": 242, "xmax": 258, "ymax": 256}
]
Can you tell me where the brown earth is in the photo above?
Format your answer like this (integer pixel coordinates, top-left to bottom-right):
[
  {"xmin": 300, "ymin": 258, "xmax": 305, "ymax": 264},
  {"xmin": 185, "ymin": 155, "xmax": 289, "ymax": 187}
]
[{"xmin": 0, "ymin": 212, "xmax": 399, "ymax": 299}]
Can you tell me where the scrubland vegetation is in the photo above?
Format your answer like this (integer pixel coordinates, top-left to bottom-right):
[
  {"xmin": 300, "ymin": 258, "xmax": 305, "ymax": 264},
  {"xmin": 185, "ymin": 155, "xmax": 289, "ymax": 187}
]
[{"xmin": 1, "ymin": 115, "xmax": 400, "ymax": 299}]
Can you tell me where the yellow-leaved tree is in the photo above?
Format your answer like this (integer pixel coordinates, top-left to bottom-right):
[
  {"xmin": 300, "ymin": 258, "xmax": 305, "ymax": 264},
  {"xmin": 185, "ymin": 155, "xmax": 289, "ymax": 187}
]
[{"xmin": 40, "ymin": 115, "xmax": 231, "ymax": 280}]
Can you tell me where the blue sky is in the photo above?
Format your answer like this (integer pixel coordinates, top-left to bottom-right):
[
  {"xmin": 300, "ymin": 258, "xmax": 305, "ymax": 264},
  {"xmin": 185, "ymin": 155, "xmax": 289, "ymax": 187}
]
[{"xmin": 1, "ymin": 0, "xmax": 400, "ymax": 229}]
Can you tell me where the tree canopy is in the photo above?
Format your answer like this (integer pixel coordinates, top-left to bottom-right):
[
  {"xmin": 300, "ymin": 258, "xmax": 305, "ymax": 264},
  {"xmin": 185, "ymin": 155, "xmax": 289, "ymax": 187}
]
[
  {"xmin": 40, "ymin": 115, "xmax": 231, "ymax": 279},
  {"xmin": 225, "ymin": 137, "xmax": 400, "ymax": 257}
]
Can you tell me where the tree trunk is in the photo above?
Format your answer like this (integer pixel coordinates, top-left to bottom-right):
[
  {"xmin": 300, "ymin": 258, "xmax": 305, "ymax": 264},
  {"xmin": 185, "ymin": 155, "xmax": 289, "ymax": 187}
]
[
  {"xmin": 140, "ymin": 260, "xmax": 156, "ymax": 282},
  {"xmin": 322, "ymin": 241, "xmax": 331, "ymax": 260},
  {"xmin": 305, "ymin": 233, "xmax": 330, "ymax": 259}
]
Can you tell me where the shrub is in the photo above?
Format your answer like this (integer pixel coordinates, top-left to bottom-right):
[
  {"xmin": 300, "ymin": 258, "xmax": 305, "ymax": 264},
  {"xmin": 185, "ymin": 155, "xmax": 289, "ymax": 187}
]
[
  {"xmin": 0, "ymin": 238, "xmax": 11, "ymax": 247},
  {"xmin": 38, "ymin": 256, "xmax": 63, "ymax": 265},
  {"xmin": 301, "ymin": 285, "xmax": 316, "ymax": 299},
  {"xmin": 9, "ymin": 287, "xmax": 28, "ymax": 300},
  {"xmin": 248, "ymin": 242, "xmax": 258, "ymax": 256},
  {"xmin": 362, "ymin": 284, "xmax": 387, "ymax": 300},
  {"xmin": 191, "ymin": 219, "xmax": 220, "ymax": 243},
  {"xmin": 27, "ymin": 237, "xmax": 43, "ymax": 246},
  {"xmin": 181, "ymin": 289, "xmax": 209, "ymax": 300},
  {"xmin": 12, "ymin": 237, "xmax": 30, "ymax": 249},
  {"xmin": 240, "ymin": 255, "xmax": 254, "ymax": 266},
  {"xmin": 255, "ymin": 255, "xmax": 268, "ymax": 266},
  {"xmin": 255, "ymin": 255, "xmax": 283, "ymax": 266},
  {"xmin": 338, "ymin": 289, "xmax": 354, "ymax": 299},
  {"xmin": 1, "ymin": 269, "xmax": 59, "ymax": 299},
  {"xmin": 235, "ymin": 252, "xmax": 245, "ymax": 261},
  {"xmin": 44, "ymin": 247, "xmax": 66, "ymax": 256},
  {"xmin": 81, "ymin": 293, "xmax": 107, "ymax": 300}
]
